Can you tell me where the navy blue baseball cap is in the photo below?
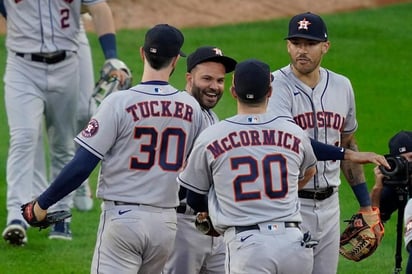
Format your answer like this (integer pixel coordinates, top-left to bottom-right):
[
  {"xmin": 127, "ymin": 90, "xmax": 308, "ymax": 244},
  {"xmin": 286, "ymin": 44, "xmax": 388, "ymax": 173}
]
[
  {"xmin": 389, "ymin": 131, "xmax": 412, "ymax": 155},
  {"xmin": 187, "ymin": 46, "xmax": 237, "ymax": 73},
  {"xmin": 143, "ymin": 24, "xmax": 186, "ymax": 57},
  {"xmin": 233, "ymin": 59, "xmax": 271, "ymax": 101},
  {"xmin": 285, "ymin": 12, "xmax": 328, "ymax": 42}
]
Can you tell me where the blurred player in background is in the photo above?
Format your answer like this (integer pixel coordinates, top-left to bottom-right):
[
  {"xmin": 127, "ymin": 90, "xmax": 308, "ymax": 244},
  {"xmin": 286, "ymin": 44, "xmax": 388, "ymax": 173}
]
[{"xmin": 2, "ymin": 0, "xmax": 128, "ymax": 246}]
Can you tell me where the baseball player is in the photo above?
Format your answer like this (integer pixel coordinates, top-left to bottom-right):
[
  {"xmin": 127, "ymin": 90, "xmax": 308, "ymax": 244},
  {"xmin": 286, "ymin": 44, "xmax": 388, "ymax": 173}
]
[
  {"xmin": 179, "ymin": 59, "xmax": 318, "ymax": 274},
  {"xmin": 33, "ymin": 18, "xmax": 96, "ymax": 216},
  {"xmin": 21, "ymin": 24, "xmax": 207, "ymax": 273},
  {"xmin": 2, "ymin": 0, "xmax": 127, "ymax": 246},
  {"xmin": 268, "ymin": 12, "xmax": 377, "ymax": 274},
  {"xmin": 163, "ymin": 46, "xmax": 237, "ymax": 274}
]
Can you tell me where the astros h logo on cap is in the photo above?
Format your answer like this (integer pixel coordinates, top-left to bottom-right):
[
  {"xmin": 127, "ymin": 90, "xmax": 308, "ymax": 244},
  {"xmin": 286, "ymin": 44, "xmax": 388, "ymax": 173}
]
[{"xmin": 285, "ymin": 12, "xmax": 328, "ymax": 42}]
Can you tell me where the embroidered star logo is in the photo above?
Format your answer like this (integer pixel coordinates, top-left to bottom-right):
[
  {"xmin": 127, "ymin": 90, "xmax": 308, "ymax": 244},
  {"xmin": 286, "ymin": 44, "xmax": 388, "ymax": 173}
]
[
  {"xmin": 213, "ymin": 47, "xmax": 223, "ymax": 56},
  {"xmin": 297, "ymin": 18, "xmax": 311, "ymax": 30}
]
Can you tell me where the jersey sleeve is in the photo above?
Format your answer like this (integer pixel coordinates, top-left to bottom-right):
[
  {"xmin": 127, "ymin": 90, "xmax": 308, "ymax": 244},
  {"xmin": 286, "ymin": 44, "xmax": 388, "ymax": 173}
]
[
  {"xmin": 342, "ymin": 78, "xmax": 358, "ymax": 134},
  {"xmin": 269, "ymin": 72, "xmax": 294, "ymax": 118},
  {"xmin": 177, "ymin": 132, "xmax": 212, "ymax": 195},
  {"xmin": 75, "ymin": 98, "xmax": 119, "ymax": 159}
]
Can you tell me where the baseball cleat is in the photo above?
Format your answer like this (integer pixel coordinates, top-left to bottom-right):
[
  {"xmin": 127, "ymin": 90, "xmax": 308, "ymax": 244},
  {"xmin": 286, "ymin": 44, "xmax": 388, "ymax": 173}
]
[
  {"xmin": 73, "ymin": 182, "xmax": 93, "ymax": 211},
  {"xmin": 2, "ymin": 219, "xmax": 27, "ymax": 246},
  {"xmin": 48, "ymin": 221, "xmax": 72, "ymax": 240}
]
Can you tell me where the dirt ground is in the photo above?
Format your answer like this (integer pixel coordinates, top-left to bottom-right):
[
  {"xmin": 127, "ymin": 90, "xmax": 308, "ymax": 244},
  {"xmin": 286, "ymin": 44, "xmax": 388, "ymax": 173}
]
[
  {"xmin": 0, "ymin": 0, "xmax": 409, "ymax": 33},
  {"xmin": 103, "ymin": 0, "xmax": 409, "ymax": 30}
]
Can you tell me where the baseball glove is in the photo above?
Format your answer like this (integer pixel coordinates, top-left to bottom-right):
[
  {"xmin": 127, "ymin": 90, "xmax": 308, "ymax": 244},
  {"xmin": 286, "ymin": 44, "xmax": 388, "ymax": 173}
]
[
  {"xmin": 92, "ymin": 58, "xmax": 132, "ymax": 105},
  {"xmin": 339, "ymin": 207, "xmax": 384, "ymax": 262},
  {"xmin": 21, "ymin": 200, "xmax": 72, "ymax": 230},
  {"xmin": 195, "ymin": 213, "xmax": 220, "ymax": 237}
]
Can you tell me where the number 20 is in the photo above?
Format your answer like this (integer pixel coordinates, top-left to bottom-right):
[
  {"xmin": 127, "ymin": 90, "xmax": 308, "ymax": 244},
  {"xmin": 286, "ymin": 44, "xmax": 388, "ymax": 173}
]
[{"xmin": 232, "ymin": 154, "xmax": 288, "ymax": 201}]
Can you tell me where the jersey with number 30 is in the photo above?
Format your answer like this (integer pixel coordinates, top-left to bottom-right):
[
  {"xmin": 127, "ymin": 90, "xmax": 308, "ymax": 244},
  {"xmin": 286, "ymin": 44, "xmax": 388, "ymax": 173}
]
[
  {"xmin": 178, "ymin": 113, "xmax": 317, "ymax": 234},
  {"xmin": 75, "ymin": 83, "xmax": 204, "ymax": 208}
]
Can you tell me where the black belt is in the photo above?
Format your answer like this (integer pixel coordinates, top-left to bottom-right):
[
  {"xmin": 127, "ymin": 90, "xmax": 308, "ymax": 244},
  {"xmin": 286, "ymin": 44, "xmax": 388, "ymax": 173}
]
[
  {"xmin": 235, "ymin": 222, "xmax": 299, "ymax": 234},
  {"xmin": 114, "ymin": 201, "xmax": 141, "ymax": 206},
  {"xmin": 298, "ymin": 187, "xmax": 335, "ymax": 201},
  {"xmin": 16, "ymin": 51, "xmax": 67, "ymax": 64}
]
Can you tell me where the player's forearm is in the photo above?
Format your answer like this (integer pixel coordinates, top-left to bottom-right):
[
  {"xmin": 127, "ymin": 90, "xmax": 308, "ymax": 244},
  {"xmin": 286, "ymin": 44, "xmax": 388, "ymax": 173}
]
[
  {"xmin": 88, "ymin": 2, "xmax": 116, "ymax": 36},
  {"xmin": 340, "ymin": 137, "xmax": 367, "ymax": 185},
  {"xmin": 37, "ymin": 147, "xmax": 100, "ymax": 210},
  {"xmin": 341, "ymin": 135, "xmax": 372, "ymax": 208},
  {"xmin": 310, "ymin": 138, "xmax": 345, "ymax": 161}
]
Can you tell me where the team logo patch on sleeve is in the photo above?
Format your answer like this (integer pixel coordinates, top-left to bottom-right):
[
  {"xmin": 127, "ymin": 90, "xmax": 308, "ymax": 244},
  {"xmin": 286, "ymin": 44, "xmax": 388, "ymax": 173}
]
[{"xmin": 82, "ymin": 119, "xmax": 99, "ymax": 138}]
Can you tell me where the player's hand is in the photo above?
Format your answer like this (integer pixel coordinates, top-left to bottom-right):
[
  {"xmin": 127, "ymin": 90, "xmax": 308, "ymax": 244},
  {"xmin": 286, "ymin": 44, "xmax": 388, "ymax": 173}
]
[
  {"xmin": 109, "ymin": 69, "xmax": 129, "ymax": 86},
  {"xmin": 344, "ymin": 150, "xmax": 390, "ymax": 168},
  {"xmin": 21, "ymin": 200, "xmax": 47, "ymax": 225},
  {"xmin": 102, "ymin": 58, "xmax": 132, "ymax": 88},
  {"xmin": 196, "ymin": 212, "xmax": 209, "ymax": 222}
]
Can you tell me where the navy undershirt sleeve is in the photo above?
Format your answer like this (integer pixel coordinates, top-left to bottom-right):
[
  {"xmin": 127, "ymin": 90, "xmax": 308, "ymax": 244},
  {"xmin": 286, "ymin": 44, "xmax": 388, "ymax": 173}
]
[
  {"xmin": 186, "ymin": 189, "xmax": 208, "ymax": 213},
  {"xmin": 310, "ymin": 138, "xmax": 345, "ymax": 161},
  {"xmin": 37, "ymin": 147, "xmax": 100, "ymax": 209},
  {"xmin": 0, "ymin": 0, "xmax": 7, "ymax": 18}
]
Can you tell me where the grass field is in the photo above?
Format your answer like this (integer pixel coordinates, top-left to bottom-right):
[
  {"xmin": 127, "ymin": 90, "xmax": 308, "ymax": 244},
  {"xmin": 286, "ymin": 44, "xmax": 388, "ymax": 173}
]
[{"xmin": 1, "ymin": 2, "xmax": 412, "ymax": 273}]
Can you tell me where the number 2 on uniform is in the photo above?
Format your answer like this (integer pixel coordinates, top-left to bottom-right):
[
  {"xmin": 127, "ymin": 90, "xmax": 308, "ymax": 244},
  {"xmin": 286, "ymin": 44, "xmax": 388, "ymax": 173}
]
[
  {"xmin": 232, "ymin": 154, "xmax": 288, "ymax": 201},
  {"xmin": 60, "ymin": 8, "xmax": 70, "ymax": 28}
]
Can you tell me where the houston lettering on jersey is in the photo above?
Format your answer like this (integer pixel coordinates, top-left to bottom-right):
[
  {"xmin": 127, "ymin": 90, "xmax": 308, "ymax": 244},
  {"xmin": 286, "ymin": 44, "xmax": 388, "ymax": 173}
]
[
  {"xmin": 126, "ymin": 100, "xmax": 194, "ymax": 122},
  {"xmin": 207, "ymin": 129, "xmax": 301, "ymax": 159},
  {"xmin": 293, "ymin": 111, "xmax": 345, "ymax": 131}
]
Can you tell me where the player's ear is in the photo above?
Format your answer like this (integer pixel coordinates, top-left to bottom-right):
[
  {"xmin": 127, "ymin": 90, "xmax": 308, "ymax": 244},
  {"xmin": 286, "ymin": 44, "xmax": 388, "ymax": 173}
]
[
  {"xmin": 321, "ymin": 41, "xmax": 330, "ymax": 54},
  {"xmin": 139, "ymin": 47, "xmax": 145, "ymax": 61},
  {"xmin": 267, "ymin": 85, "xmax": 273, "ymax": 98},
  {"xmin": 171, "ymin": 55, "xmax": 180, "ymax": 68},
  {"xmin": 230, "ymin": 86, "xmax": 237, "ymax": 99}
]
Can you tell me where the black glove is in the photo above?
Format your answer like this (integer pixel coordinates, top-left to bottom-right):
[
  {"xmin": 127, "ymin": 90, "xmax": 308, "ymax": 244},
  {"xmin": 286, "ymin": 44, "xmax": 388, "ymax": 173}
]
[{"xmin": 21, "ymin": 200, "xmax": 72, "ymax": 230}]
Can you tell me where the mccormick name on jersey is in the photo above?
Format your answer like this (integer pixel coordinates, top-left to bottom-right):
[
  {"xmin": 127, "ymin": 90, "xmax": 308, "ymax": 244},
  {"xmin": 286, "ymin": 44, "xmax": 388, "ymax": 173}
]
[
  {"xmin": 207, "ymin": 129, "xmax": 301, "ymax": 159},
  {"xmin": 126, "ymin": 100, "xmax": 194, "ymax": 122}
]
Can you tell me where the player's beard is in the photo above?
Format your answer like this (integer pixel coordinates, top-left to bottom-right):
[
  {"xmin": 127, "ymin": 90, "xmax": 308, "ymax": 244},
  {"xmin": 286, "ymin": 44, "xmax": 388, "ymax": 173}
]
[
  {"xmin": 191, "ymin": 84, "xmax": 222, "ymax": 110},
  {"xmin": 292, "ymin": 55, "xmax": 321, "ymax": 75}
]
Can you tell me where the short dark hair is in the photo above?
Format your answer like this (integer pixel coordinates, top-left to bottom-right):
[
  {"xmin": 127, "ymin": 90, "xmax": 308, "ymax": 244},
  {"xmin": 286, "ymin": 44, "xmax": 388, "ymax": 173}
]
[{"xmin": 144, "ymin": 52, "xmax": 175, "ymax": 70}]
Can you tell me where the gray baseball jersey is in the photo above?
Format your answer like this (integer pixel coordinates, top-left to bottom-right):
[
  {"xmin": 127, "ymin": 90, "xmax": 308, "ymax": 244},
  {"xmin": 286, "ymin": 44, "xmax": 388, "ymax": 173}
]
[
  {"xmin": 178, "ymin": 113, "xmax": 316, "ymax": 273},
  {"xmin": 269, "ymin": 65, "xmax": 358, "ymax": 189},
  {"xmin": 268, "ymin": 64, "xmax": 358, "ymax": 274},
  {"xmin": 4, "ymin": 0, "xmax": 102, "ymax": 53},
  {"xmin": 75, "ymin": 84, "xmax": 204, "ymax": 208},
  {"xmin": 178, "ymin": 113, "xmax": 317, "ymax": 233}
]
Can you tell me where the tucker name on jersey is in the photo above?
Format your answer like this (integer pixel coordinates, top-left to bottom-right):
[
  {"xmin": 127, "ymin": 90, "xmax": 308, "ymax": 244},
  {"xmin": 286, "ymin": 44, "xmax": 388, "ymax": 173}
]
[{"xmin": 126, "ymin": 100, "xmax": 194, "ymax": 122}]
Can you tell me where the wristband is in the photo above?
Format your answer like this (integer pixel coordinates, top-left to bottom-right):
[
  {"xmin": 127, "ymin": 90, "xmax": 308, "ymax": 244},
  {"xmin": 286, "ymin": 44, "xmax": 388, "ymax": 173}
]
[
  {"xmin": 351, "ymin": 182, "xmax": 371, "ymax": 207},
  {"xmin": 98, "ymin": 33, "xmax": 117, "ymax": 59}
]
